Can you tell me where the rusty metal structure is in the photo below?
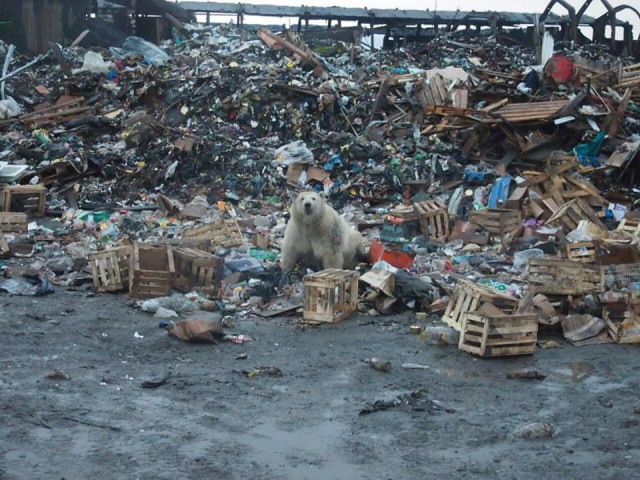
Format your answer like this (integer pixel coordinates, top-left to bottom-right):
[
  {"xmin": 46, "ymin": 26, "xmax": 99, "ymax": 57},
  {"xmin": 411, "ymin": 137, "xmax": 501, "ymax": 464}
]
[{"xmin": 180, "ymin": 1, "xmax": 639, "ymax": 56}]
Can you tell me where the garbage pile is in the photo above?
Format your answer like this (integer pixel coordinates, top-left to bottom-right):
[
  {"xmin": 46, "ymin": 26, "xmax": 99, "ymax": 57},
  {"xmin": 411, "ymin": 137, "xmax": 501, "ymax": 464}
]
[{"xmin": 1, "ymin": 23, "xmax": 640, "ymax": 356}]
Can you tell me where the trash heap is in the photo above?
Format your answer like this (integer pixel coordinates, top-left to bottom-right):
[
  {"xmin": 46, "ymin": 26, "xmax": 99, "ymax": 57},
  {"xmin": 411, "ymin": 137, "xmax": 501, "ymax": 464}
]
[{"xmin": 0, "ymin": 23, "xmax": 640, "ymax": 355}]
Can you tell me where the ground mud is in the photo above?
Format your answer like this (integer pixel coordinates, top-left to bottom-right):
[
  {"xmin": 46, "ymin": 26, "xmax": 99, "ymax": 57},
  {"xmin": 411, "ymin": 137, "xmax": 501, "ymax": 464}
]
[{"xmin": 1, "ymin": 291, "xmax": 639, "ymax": 479}]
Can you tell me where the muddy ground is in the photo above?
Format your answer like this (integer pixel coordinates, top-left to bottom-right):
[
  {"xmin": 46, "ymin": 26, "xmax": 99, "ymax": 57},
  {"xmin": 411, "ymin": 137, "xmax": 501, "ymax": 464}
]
[{"xmin": 1, "ymin": 289, "xmax": 639, "ymax": 480}]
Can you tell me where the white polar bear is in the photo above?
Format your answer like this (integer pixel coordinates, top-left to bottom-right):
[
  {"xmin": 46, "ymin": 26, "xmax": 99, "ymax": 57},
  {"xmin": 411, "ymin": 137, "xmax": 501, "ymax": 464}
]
[{"xmin": 281, "ymin": 191, "xmax": 364, "ymax": 271}]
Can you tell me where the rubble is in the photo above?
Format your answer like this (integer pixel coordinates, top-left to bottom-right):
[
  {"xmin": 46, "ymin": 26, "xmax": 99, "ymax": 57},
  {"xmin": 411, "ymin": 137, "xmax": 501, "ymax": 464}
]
[{"xmin": 0, "ymin": 20, "xmax": 639, "ymax": 361}]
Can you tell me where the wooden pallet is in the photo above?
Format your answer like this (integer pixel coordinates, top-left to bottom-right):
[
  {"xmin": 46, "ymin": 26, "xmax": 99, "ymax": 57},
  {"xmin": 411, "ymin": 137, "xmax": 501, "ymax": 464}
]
[
  {"xmin": 545, "ymin": 198, "xmax": 604, "ymax": 232},
  {"xmin": 130, "ymin": 242, "xmax": 175, "ymax": 299},
  {"xmin": 528, "ymin": 257, "xmax": 604, "ymax": 294},
  {"xmin": 617, "ymin": 218, "xmax": 640, "ymax": 236},
  {"xmin": 467, "ymin": 208, "xmax": 520, "ymax": 236},
  {"xmin": 0, "ymin": 212, "xmax": 27, "ymax": 233},
  {"xmin": 458, "ymin": 313, "xmax": 538, "ymax": 357},
  {"xmin": 2, "ymin": 185, "xmax": 46, "ymax": 216},
  {"xmin": 483, "ymin": 100, "xmax": 570, "ymax": 124},
  {"xmin": 184, "ymin": 218, "xmax": 244, "ymax": 248},
  {"xmin": 565, "ymin": 241, "xmax": 598, "ymax": 263},
  {"xmin": 161, "ymin": 237, "xmax": 213, "ymax": 253},
  {"xmin": 415, "ymin": 200, "xmax": 449, "ymax": 241},
  {"xmin": 173, "ymin": 247, "xmax": 224, "ymax": 296},
  {"xmin": 303, "ymin": 269, "xmax": 359, "ymax": 324},
  {"xmin": 87, "ymin": 246, "xmax": 132, "ymax": 293},
  {"xmin": 603, "ymin": 300, "xmax": 640, "ymax": 344},
  {"xmin": 442, "ymin": 279, "xmax": 519, "ymax": 331}
]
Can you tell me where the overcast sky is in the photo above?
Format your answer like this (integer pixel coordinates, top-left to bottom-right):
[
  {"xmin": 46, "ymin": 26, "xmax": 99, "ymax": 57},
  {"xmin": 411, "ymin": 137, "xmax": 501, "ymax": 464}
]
[{"xmin": 190, "ymin": 0, "xmax": 640, "ymax": 33}]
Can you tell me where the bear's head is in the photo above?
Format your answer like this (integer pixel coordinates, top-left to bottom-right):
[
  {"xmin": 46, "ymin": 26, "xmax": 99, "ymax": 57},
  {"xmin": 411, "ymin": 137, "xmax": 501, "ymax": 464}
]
[{"xmin": 293, "ymin": 191, "xmax": 324, "ymax": 221}]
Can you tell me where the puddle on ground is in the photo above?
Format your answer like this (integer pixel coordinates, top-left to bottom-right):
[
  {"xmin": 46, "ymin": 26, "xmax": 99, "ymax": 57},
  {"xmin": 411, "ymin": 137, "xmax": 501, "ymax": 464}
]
[
  {"xmin": 540, "ymin": 362, "xmax": 627, "ymax": 393},
  {"xmin": 242, "ymin": 418, "xmax": 363, "ymax": 479},
  {"xmin": 435, "ymin": 368, "xmax": 481, "ymax": 378}
]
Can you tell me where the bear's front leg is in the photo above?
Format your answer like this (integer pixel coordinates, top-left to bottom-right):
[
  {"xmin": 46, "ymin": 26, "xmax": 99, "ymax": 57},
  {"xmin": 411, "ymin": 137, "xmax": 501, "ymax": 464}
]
[{"xmin": 321, "ymin": 253, "xmax": 343, "ymax": 270}]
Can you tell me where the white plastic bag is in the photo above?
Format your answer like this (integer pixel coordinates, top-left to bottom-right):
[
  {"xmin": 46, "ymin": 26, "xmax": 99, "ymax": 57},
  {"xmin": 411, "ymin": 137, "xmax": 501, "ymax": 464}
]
[
  {"xmin": 0, "ymin": 97, "xmax": 21, "ymax": 119},
  {"xmin": 274, "ymin": 140, "xmax": 314, "ymax": 165}
]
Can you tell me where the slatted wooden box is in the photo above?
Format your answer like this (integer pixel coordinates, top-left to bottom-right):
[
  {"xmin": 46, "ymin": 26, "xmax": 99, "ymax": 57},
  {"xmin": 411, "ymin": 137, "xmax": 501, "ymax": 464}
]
[
  {"xmin": 603, "ymin": 300, "xmax": 640, "ymax": 344},
  {"xmin": 130, "ymin": 242, "xmax": 175, "ymax": 299},
  {"xmin": 2, "ymin": 185, "xmax": 46, "ymax": 216},
  {"xmin": 303, "ymin": 269, "xmax": 359, "ymax": 324},
  {"xmin": 565, "ymin": 241, "xmax": 598, "ymax": 263},
  {"xmin": 415, "ymin": 200, "xmax": 449, "ymax": 241},
  {"xmin": 442, "ymin": 279, "xmax": 519, "ymax": 331},
  {"xmin": 468, "ymin": 208, "xmax": 520, "ymax": 236},
  {"xmin": 528, "ymin": 257, "xmax": 604, "ymax": 294},
  {"xmin": 162, "ymin": 237, "xmax": 213, "ymax": 252},
  {"xmin": 173, "ymin": 247, "xmax": 224, "ymax": 296},
  {"xmin": 87, "ymin": 246, "xmax": 132, "ymax": 293},
  {"xmin": 0, "ymin": 212, "xmax": 27, "ymax": 233},
  {"xmin": 458, "ymin": 313, "xmax": 538, "ymax": 357},
  {"xmin": 617, "ymin": 218, "xmax": 640, "ymax": 236},
  {"xmin": 184, "ymin": 218, "xmax": 244, "ymax": 248}
]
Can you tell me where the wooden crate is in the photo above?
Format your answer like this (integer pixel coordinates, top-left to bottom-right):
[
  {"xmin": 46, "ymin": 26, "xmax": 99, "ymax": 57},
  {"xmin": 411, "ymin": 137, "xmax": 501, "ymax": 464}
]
[
  {"xmin": 442, "ymin": 279, "xmax": 519, "ymax": 331},
  {"xmin": 528, "ymin": 257, "xmax": 604, "ymax": 294},
  {"xmin": 173, "ymin": 247, "xmax": 224, "ymax": 296},
  {"xmin": 467, "ymin": 208, "xmax": 520, "ymax": 236},
  {"xmin": 2, "ymin": 185, "xmax": 46, "ymax": 216},
  {"xmin": 565, "ymin": 241, "xmax": 598, "ymax": 263},
  {"xmin": 415, "ymin": 200, "xmax": 449, "ymax": 241},
  {"xmin": 545, "ymin": 198, "xmax": 604, "ymax": 232},
  {"xmin": 458, "ymin": 313, "xmax": 538, "ymax": 357},
  {"xmin": 0, "ymin": 212, "xmax": 27, "ymax": 233},
  {"xmin": 603, "ymin": 300, "xmax": 640, "ymax": 343},
  {"xmin": 184, "ymin": 218, "xmax": 244, "ymax": 248},
  {"xmin": 130, "ymin": 242, "xmax": 175, "ymax": 299},
  {"xmin": 617, "ymin": 218, "xmax": 640, "ymax": 236},
  {"xmin": 303, "ymin": 269, "xmax": 359, "ymax": 323},
  {"xmin": 87, "ymin": 246, "xmax": 132, "ymax": 293}
]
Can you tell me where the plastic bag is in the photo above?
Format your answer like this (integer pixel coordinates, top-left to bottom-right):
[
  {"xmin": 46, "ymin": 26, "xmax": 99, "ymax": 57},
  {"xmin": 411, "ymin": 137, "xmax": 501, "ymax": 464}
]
[
  {"xmin": 113, "ymin": 36, "xmax": 170, "ymax": 66},
  {"xmin": 0, "ymin": 97, "xmax": 21, "ymax": 119},
  {"xmin": 274, "ymin": 140, "xmax": 314, "ymax": 165},
  {"xmin": 76, "ymin": 51, "xmax": 112, "ymax": 74}
]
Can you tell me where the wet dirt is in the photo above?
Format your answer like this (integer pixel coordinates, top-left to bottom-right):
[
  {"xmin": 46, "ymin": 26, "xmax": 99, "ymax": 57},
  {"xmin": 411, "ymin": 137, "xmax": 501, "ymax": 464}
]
[{"xmin": 1, "ymin": 291, "xmax": 640, "ymax": 479}]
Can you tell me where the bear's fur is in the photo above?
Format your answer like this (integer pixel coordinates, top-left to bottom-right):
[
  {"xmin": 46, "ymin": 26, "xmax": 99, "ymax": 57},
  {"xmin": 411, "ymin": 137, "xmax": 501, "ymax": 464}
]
[{"xmin": 281, "ymin": 191, "xmax": 364, "ymax": 271}]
